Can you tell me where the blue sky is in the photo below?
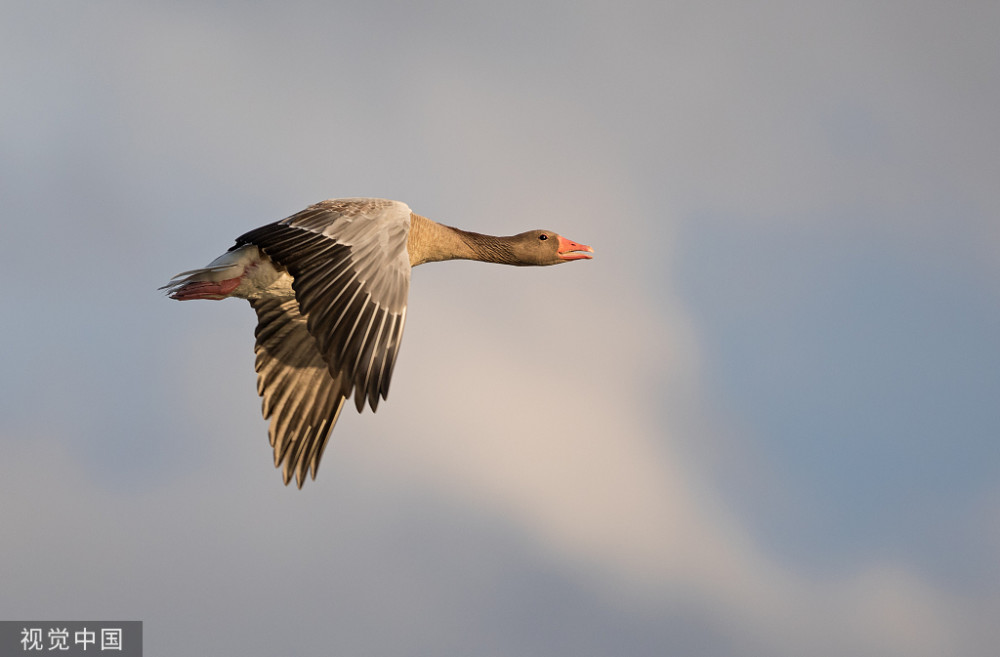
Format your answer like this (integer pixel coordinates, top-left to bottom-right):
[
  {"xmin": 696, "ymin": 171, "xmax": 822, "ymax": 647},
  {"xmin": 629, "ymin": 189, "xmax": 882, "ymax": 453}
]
[{"xmin": 2, "ymin": 2, "xmax": 998, "ymax": 655}]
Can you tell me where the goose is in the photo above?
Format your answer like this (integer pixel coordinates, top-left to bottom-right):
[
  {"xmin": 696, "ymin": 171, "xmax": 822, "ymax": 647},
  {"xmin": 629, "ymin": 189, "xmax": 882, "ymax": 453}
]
[{"xmin": 163, "ymin": 197, "xmax": 593, "ymax": 487}]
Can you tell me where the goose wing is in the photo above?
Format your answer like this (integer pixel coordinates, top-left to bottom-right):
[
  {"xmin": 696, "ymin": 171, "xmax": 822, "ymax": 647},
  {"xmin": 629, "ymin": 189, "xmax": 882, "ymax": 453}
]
[
  {"xmin": 238, "ymin": 199, "xmax": 412, "ymax": 485},
  {"xmin": 251, "ymin": 296, "xmax": 346, "ymax": 487},
  {"xmin": 237, "ymin": 198, "xmax": 411, "ymax": 412}
]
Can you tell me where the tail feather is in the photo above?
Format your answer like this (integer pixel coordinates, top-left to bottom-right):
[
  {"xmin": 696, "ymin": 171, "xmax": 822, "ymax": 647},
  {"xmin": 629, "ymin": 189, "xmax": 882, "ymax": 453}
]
[{"xmin": 161, "ymin": 245, "xmax": 259, "ymax": 300}]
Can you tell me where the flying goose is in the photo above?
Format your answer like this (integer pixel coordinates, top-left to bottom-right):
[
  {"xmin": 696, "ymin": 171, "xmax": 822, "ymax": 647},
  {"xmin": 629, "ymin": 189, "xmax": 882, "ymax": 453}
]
[{"xmin": 163, "ymin": 198, "xmax": 593, "ymax": 486}]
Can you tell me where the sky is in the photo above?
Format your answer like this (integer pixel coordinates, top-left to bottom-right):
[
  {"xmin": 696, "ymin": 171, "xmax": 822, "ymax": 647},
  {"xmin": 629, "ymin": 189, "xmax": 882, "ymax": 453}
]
[{"xmin": 2, "ymin": 1, "xmax": 998, "ymax": 655}]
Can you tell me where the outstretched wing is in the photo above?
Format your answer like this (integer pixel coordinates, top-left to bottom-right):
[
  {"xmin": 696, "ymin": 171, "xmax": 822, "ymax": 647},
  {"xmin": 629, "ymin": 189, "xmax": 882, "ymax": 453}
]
[
  {"xmin": 251, "ymin": 296, "xmax": 346, "ymax": 487},
  {"xmin": 238, "ymin": 198, "xmax": 412, "ymax": 414}
]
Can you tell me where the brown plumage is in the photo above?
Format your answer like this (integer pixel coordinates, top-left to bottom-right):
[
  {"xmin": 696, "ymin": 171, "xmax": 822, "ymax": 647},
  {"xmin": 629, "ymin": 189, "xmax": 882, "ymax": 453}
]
[{"xmin": 162, "ymin": 198, "xmax": 593, "ymax": 487}]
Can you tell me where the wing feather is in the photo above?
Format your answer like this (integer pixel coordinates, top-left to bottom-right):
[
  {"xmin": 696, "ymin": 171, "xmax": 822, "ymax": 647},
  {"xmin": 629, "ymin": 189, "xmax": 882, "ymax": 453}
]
[
  {"xmin": 238, "ymin": 198, "xmax": 412, "ymax": 415},
  {"xmin": 235, "ymin": 199, "xmax": 412, "ymax": 486},
  {"xmin": 251, "ymin": 296, "xmax": 346, "ymax": 487}
]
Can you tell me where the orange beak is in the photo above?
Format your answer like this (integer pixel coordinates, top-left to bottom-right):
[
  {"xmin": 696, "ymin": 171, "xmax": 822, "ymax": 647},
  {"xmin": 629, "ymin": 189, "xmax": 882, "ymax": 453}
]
[{"xmin": 557, "ymin": 236, "xmax": 594, "ymax": 261}]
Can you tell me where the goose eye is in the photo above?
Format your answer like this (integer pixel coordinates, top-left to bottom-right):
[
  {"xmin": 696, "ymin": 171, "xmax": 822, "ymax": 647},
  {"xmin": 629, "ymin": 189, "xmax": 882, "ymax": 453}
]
[{"xmin": 538, "ymin": 234, "xmax": 548, "ymax": 241}]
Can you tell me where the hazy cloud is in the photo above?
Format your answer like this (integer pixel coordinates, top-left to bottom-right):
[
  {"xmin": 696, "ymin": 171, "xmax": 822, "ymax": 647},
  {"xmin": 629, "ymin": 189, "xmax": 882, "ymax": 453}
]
[{"xmin": 1, "ymin": 2, "xmax": 997, "ymax": 656}]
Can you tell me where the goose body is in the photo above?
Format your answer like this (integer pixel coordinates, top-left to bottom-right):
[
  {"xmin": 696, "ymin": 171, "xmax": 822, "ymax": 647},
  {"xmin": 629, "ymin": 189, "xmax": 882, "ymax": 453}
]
[{"xmin": 163, "ymin": 198, "xmax": 593, "ymax": 486}]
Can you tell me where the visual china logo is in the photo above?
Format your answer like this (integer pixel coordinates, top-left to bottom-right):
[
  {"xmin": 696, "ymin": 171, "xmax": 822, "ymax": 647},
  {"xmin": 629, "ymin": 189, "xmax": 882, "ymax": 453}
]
[{"xmin": 0, "ymin": 622, "xmax": 141, "ymax": 656}]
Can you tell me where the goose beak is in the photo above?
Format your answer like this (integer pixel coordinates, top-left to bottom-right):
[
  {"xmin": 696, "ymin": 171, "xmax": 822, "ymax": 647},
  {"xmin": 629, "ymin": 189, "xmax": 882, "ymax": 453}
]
[{"xmin": 557, "ymin": 236, "xmax": 594, "ymax": 261}]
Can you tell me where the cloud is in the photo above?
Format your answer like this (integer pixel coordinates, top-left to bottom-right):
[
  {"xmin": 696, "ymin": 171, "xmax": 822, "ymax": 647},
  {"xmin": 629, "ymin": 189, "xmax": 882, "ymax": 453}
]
[{"xmin": 2, "ymin": 1, "xmax": 999, "ymax": 656}]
